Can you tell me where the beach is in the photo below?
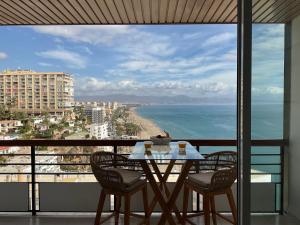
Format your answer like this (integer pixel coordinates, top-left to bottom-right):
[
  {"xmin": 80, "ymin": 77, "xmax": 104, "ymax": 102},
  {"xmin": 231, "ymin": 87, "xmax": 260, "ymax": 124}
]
[{"xmin": 128, "ymin": 107, "xmax": 164, "ymax": 139}]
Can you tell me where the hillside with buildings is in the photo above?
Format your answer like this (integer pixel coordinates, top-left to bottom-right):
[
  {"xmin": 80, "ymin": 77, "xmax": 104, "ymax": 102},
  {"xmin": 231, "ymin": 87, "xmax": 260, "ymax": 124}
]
[
  {"xmin": 0, "ymin": 69, "xmax": 143, "ymax": 141},
  {"xmin": 0, "ymin": 70, "xmax": 146, "ymax": 179}
]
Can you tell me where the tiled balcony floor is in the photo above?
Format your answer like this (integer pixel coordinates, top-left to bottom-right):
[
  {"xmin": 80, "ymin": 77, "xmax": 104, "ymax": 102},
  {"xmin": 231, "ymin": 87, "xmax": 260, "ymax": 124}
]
[{"xmin": 0, "ymin": 214, "xmax": 299, "ymax": 225}]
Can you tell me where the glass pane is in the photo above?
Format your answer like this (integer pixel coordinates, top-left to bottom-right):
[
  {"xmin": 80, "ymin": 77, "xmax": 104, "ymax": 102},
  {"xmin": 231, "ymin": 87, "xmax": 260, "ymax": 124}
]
[
  {"xmin": 0, "ymin": 25, "xmax": 237, "ymax": 141},
  {"xmin": 251, "ymin": 24, "xmax": 285, "ymax": 215}
]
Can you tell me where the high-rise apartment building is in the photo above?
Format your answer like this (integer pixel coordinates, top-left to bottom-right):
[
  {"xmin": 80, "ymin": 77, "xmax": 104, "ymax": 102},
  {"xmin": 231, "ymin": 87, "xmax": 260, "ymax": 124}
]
[
  {"xmin": 0, "ymin": 70, "xmax": 74, "ymax": 114},
  {"xmin": 90, "ymin": 123, "xmax": 109, "ymax": 140},
  {"xmin": 84, "ymin": 107, "xmax": 106, "ymax": 124}
]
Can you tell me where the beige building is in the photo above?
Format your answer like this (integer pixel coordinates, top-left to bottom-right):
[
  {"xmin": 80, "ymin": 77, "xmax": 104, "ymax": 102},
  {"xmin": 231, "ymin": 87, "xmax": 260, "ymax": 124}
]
[
  {"xmin": 0, "ymin": 120, "xmax": 22, "ymax": 133},
  {"xmin": 0, "ymin": 70, "xmax": 74, "ymax": 114}
]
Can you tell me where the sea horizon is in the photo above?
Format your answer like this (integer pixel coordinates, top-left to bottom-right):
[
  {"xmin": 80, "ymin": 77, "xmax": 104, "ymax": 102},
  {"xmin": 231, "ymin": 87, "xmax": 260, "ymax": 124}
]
[
  {"xmin": 134, "ymin": 103, "xmax": 283, "ymax": 140},
  {"xmin": 134, "ymin": 104, "xmax": 283, "ymax": 177}
]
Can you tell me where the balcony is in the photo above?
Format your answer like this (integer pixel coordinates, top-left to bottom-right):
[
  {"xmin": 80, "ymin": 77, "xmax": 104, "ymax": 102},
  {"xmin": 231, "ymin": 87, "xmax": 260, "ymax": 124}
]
[
  {"xmin": 0, "ymin": 139, "xmax": 284, "ymax": 217},
  {"xmin": 1, "ymin": 0, "xmax": 300, "ymax": 225}
]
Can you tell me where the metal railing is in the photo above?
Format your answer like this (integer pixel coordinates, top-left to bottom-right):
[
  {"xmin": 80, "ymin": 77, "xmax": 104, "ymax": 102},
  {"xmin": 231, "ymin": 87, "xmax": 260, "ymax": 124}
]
[{"xmin": 0, "ymin": 139, "xmax": 286, "ymax": 215}]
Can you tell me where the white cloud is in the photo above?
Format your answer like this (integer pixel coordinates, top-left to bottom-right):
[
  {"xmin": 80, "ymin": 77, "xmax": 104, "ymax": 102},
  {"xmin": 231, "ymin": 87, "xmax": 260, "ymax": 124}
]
[
  {"xmin": 38, "ymin": 62, "xmax": 54, "ymax": 67},
  {"xmin": 115, "ymin": 49, "xmax": 237, "ymax": 82},
  {"xmin": 267, "ymin": 86, "xmax": 283, "ymax": 94},
  {"xmin": 0, "ymin": 52, "xmax": 7, "ymax": 60},
  {"xmin": 30, "ymin": 25, "xmax": 241, "ymax": 99},
  {"xmin": 252, "ymin": 86, "xmax": 283, "ymax": 95},
  {"xmin": 202, "ymin": 32, "xmax": 236, "ymax": 47},
  {"xmin": 36, "ymin": 49, "xmax": 87, "ymax": 69},
  {"xmin": 252, "ymin": 24, "xmax": 284, "ymax": 99},
  {"xmin": 252, "ymin": 24, "xmax": 284, "ymax": 60},
  {"xmin": 81, "ymin": 46, "xmax": 93, "ymax": 55},
  {"xmin": 183, "ymin": 32, "xmax": 206, "ymax": 40},
  {"xmin": 75, "ymin": 72, "xmax": 236, "ymax": 98},
  {"xmin": 32, "ymin": 25, "xmax": 131, "ymax": 45},
  {"xmin": 31, "ymin": 25, "xmax": 176, "ymax": 59}
]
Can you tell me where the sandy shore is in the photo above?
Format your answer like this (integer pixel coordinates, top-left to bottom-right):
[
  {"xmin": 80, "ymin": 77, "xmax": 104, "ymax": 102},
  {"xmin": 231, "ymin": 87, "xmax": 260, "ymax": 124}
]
[{"xmin": 128, "ymin": 107, "xmax": 164, "ymax": 139}]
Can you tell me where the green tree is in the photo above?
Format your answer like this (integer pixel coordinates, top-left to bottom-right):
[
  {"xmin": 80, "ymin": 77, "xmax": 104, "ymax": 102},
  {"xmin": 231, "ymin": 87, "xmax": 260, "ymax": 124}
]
[
  {"xmin": 0, "ymin": 104, "xmax": 10, "ymax": 120},
  {"xmin": 124, "ymin": 122, "xmax": 141, "ymax": 136},
  {"xmin": 13, "ymin": 112, "xmax": 27, "ymax": 121},
  {"xmin": 115, "ymin": 123, "xmax": 125, "ymax": 136},
  {"xmin": 19, "ymin": 120, "xmax": 32, "ymax": 134}
]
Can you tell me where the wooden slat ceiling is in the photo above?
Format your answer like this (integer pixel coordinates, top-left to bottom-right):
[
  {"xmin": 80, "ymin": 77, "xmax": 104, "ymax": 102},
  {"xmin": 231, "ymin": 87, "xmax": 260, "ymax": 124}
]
[{"xmin": 0, "ymin": 0, "xmax": 300, "ymax": 25}]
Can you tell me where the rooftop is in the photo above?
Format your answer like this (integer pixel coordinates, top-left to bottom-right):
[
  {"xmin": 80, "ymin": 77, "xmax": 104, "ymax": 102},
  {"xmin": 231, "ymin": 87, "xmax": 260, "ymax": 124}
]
[
  {"xmin": 0, "ymin": 70, "xmax": 68, "ymax": 75},
  {"xmin": 0, "ymin": 0, "xmax": 300, "ymax": 25}
]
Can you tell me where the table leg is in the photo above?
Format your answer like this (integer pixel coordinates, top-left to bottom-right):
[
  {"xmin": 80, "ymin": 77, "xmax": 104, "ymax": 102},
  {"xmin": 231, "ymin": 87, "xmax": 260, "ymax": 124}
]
[
  {"xmin": 158, "ymin": 160, "xmax": 194, "ymax": 225},
  {"xmin": 149, "ymin": 159, "xmax": 183, "ymax": 223},
  {"xmin": 148, "ymin": 160, "xmax": 175, "ymax": 213},
  {"xmin": 149, "ymin": 160, "xmax": 175, "ymax": 215},
  {"xmin": 140, "ymin": 160, "xmax": 177, "ymax": 225}
]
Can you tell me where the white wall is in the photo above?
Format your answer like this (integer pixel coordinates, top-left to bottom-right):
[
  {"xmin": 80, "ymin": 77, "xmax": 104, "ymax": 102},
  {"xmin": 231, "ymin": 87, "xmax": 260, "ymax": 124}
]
[{"xmin": 288, "ymin": 15, "xmax": 300, "ymax": 219}]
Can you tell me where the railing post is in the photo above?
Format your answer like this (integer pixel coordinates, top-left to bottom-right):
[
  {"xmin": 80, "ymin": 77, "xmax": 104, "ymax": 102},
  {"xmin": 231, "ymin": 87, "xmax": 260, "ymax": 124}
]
[
  {"xmin": 196, "ymin": 146, "xmax": 200, "ymax": 212},
  {"xmin": 113, "ymin": 144, "xmax": 117, "ymax": 154},
  {"xmin": 31, "ymin": 145, "xmax": 36, "ymax": 216},
  {"xmin": 113, "ymin": 144, "xmax": 117, "ymax": 212},
  {"xmin": 280, "ymin": 146, "xmax": 284, "ymax": 215}
]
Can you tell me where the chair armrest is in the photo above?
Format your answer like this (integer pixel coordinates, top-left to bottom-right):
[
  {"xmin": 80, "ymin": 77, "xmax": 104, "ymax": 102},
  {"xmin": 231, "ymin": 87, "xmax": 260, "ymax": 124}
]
[
  {"xmin": 112, "ymin": 154, "xmax": 142, "ymax": 171},
  {"xmin": 92, "ymin": 166, "xmax": 124, "ymax": 184},
  {"xmin": 210, "ymin": 168, "xmax": 236, "ymax": 191},
  {"xmin": 192, "ymin": 159, "xmax": 217, "ymax": 172}
]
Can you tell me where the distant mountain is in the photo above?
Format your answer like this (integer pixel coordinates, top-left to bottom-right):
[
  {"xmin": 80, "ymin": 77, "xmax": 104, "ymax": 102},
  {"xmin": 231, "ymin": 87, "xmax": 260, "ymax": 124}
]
[{"xmin": 75, "ymin": 94, "xmax": 235, "ymax": 104}]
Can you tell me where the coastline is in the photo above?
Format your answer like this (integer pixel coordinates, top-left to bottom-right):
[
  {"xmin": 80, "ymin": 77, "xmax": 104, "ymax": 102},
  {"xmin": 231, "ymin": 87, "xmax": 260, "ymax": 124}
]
[{"xmin": 128, "ymin": 107, "xmax": 164, "ymax": 139}]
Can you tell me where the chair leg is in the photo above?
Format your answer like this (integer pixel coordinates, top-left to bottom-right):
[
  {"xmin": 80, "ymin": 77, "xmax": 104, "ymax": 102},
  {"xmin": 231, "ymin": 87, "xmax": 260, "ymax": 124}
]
[
  {"xmin": 182, "ymin": 184, "xmax": 190, "ymax": 225},
  {"xmin": 203, "ymin": 194, "xmax": 211, "ymax": 225},
  {"xmin": 226, "ymin": 189, "xmax": 237, "ymax": 225},
  {"xmin": 114, "ymin": 195, "xmax": 121, "ymax": 225},
  {"xmin": 210, "ymin": 195, "xmax": 217, "ymax": 225},
  {"xmin": 94, "ymin": 190, "xmax": 106, "ymax": 225},
  {"xmin": 142, "ymin": 185, "xmax": 150, "ymax": 225},
  {"xmin": 124, "ymin": 193, "xmax": 131, "ymax": 225}
]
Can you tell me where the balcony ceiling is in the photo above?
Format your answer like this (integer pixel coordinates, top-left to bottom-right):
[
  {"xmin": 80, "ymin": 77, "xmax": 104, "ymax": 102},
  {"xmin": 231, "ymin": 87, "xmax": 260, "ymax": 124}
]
[{"xmin": 0, "ymin": 0, "xmax": 300, "ymax": 25}]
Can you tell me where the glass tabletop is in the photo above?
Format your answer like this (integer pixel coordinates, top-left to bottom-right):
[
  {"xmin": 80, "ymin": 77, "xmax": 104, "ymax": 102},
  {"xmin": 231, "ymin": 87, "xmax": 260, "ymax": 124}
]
[{"xmin": 128, "ymin": 141, "xmax": 204, "ymax": 160}]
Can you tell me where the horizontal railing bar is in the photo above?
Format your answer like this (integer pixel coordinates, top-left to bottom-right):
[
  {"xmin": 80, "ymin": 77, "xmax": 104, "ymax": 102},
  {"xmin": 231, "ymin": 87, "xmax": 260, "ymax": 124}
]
[
  {"xmin": 33, "ymin": 172, "xmax": 282, "ymax": 175},
  {"xmin": 251, "ymin": 163, "xmax": 281, "ymax": 165},
  {"xmin": 35, "ymin": 154, "xmax": 93, "ymax": 156},
  {"xmin": 0, "ymin": 139, "xmax": 286, "ymax": 146},
  {"xmin": 251, "ymin": 154, "xmax": 281, "ymax": 156},
  {"xmin": 0, "ymin": 173, "xmax": 281, "ymax": 176},
  {"xmin": 0, "ymin": 153, "xmax": 283, "ymax": 157},
  {"xmin": 0, "ymin": 154, "xmax": 31, "ymax": 156},
  {"xmin": 251, "ymin": 173, "xmax": 281, "ymax": 175},
  {"xmin": 36, "ymin": 163, "xmax": 185, "ymax": 166},
  {"xmin": 0, "ymin": 162, "xmax": 282, "ymax": 166},
  {"xmin": 0, "ymin": 173, "xmax": 32, "ymax": 175},
  {"xmin": 0, "ymin": 163, "xmax": 32, "ymax": 165},
  {"xmin": 0, "ymin": 162, "xmax": 280, "ymax": 166}
]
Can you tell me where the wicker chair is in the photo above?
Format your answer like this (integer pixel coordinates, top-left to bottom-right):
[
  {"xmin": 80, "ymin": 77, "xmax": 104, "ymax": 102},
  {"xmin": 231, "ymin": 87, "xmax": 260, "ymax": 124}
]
[
  {"xmin": 182, "ymin": 151, "xmax": 237, "ymax": 225},
  {"xmin": 90, "ymin": 152, "xmax": 149, "ymax": 225}
]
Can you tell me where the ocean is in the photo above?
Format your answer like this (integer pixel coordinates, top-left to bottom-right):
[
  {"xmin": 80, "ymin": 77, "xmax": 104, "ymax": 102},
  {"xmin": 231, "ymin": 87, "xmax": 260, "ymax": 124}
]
[
  {"xmin": 135, "ymin": 104, "xmax": 283, "ymax": 140},
  {"xmin": 136, "ymin": 104, "xmax": 283, "ymax": 210},
  {"xmin": 136, "ymin": 104, "xmax": 283, "ymax": 180}
]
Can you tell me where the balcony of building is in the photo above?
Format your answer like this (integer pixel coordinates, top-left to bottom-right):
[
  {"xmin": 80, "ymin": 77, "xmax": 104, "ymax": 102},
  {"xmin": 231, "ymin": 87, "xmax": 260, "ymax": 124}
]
[
  {"xmin": 0, "ymin": 139, "xmax": 289, "ymax": 224},
  {"xmin": 1, "ymin": 0, "xmax": 300, "ymax": 225}
]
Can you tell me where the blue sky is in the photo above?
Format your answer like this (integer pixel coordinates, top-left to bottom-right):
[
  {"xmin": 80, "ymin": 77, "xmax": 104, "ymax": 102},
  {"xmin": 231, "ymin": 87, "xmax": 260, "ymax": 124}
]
[{"xmin": 0, "ymin": 24, "xmax": 284, "ymax": 102}]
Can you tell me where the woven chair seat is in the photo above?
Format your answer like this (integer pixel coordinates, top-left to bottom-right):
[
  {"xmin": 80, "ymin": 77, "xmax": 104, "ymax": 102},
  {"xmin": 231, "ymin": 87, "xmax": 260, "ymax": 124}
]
[
  {"xmin": 182, "ymin": 151, "xmax": 238, "ymax": 225},
  {"xmin": 188, "ymin": 172, "xmax": 214, "ymax": 188},
  {"xmin": 109, "ymin": 168, "xmax": 142, "ymax": 186},
  {"xmin": 90, "ymin": 152, "xmax": 149, "ymax": 225}
]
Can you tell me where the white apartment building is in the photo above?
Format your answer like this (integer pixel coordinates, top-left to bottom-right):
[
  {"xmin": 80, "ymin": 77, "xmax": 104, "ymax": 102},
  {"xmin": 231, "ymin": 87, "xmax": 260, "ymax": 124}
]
[
  {"xmin": 90, "ymin": 123, "xmax": 109, "ymax": 140},
  {"xmin": 84, "ymin": 107, "xmax": 106, "ymax": 124},
  {"xmin": 112, "ymin": 102, "xmax": 119, "ymax": 110}
]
